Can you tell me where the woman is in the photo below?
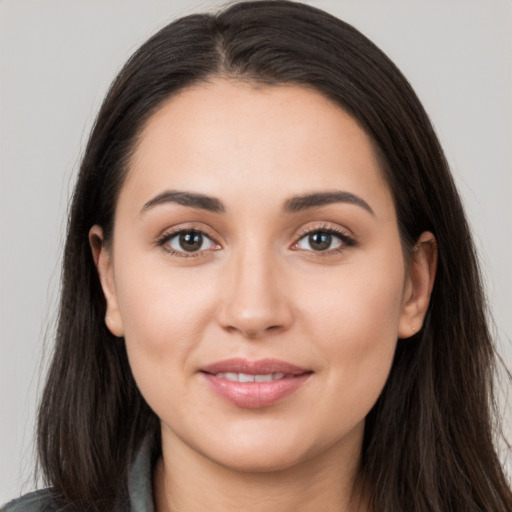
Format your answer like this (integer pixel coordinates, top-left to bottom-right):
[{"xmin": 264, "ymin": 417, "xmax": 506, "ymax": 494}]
[{"xmin": 2, "ymin": 1, "xmax": 511, "ymax": 510}]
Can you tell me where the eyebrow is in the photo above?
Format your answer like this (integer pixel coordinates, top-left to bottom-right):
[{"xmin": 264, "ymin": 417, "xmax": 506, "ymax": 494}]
[
  {"xmin": 141, "ymin": 190, "xmax": 225, "ymax": 214},
  {"xmin": 283, "ymin": 191, "xmax": 375, "ymax": 216},
  {"xmin": 140, "ymin": 189, "xmax": 374, "ymax": 217}
]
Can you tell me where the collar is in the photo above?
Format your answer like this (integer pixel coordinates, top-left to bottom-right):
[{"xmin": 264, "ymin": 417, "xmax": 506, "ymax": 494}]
[{"xmin": 128, "ymin": 436, "xmax": 156, "ymax": 512}]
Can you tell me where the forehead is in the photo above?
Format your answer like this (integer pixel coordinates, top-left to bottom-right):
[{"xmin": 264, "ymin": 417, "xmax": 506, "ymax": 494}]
[{"xmin": 121, "ymin": 79, "xmax": 394, "ymax": 219}]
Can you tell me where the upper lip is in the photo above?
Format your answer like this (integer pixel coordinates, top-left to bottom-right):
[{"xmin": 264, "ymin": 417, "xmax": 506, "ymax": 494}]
[{"xmin": 201, "ymin": 358, "xmax": 310, "ymax": 376}]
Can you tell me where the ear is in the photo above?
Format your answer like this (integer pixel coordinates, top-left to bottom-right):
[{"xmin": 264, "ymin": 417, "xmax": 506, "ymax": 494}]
[
  {"xmin": 398, "ymin": 231, "xmax": 437, "ymax": 339},
  {"xmin": 89, "ymin": 225, "xmax": 124, "ymax": 337}
]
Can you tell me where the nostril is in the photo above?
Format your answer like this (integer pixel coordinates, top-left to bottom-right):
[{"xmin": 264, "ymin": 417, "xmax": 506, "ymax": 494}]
[{"xmin": 215, "ymin": 285, "xmax": 294, "ymax": 338}]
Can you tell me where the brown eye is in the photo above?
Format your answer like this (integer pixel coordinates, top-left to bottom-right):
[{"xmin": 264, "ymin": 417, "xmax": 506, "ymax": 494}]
[
  {"xmin": 178, "ymin": 231, "xmax": 204, "ymax": 252},
  {"xmin": 163, "ymin": 230, "xmax": 217, "ymax": 255},
  {"xmin": 308, "ymin": 232, "xmax": 333, "ymax": 251},
  {"xmin": 294, "ymin": 230, "xmax": 347, "ymax": 252}
]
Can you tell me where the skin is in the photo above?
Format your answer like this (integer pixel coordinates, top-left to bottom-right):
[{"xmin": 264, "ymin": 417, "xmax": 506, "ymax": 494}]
[{"xmin": 90, "ymin": 79, "xmax": 437, "ymax": 512}]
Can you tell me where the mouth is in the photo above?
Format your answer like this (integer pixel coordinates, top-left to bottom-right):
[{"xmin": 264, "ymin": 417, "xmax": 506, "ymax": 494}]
[
  {"xmin": 200, "ymin": 358, "xmax": 313, "ymax": 408},
  {"xmin": 211, "ymin": 372, "xmax": 290, "ymax": 382}
]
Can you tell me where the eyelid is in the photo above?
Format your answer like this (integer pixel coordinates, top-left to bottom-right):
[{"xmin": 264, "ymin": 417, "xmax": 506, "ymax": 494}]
[
  {"xmin": 154, "ymin": 221, "xmax": 355, "ymax": 257},
  {"xmin": 291, "ymin": 223, "xmax": 355, "ymax": 253},
  {"xmin": 155, "ymin": 223, "xmax": 222, "ymax": 257}
]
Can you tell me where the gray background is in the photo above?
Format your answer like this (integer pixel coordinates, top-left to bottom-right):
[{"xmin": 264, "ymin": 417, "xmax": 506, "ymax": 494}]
[{"xmin": 1, "ymin": 0, "xmax": 511, "ymax": 502}]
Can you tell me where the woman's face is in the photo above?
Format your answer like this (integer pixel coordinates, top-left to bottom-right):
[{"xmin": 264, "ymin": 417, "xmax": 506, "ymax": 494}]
[{"xmin": 92, "ymin": 79, "xmax": 434, "ymax": 473}]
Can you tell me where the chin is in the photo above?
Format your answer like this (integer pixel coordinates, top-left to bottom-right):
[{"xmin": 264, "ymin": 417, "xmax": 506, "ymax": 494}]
[
  {"xmin": 210, "ymin": 446, "xmax": 310, "ymax": 474},
  {"xmin": 197, "ymin": 428, "xmax": 336, "ymax": 475}
]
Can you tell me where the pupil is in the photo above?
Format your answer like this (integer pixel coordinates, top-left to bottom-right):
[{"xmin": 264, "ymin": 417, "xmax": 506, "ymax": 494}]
[
  {"xmin": 309, "ymin": 232, "xmax": 331, "ymax": 251},
  {"xmin": 179, "ymin": 232, "xmax": 202, "ymax": 252}
]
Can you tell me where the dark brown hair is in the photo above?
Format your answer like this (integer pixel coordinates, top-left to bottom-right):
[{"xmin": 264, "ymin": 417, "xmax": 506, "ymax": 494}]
[{"xmin": 37, "ymin": 1, "xmax": 511, "ymax": 510}]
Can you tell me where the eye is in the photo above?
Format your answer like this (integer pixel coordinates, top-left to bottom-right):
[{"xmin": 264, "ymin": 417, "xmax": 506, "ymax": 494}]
[
  {"xmin": 160, "ymin": 229, "xmax": 219, "ymax": 256},
  {"xmin": 293, "ymin": 229, "xmax": 353, "ymax": 253}
]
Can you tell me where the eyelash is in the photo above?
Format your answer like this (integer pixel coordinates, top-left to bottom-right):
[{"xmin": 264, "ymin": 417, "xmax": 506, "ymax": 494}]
[
  {"xmin": 156, "ymin": 224, "xmax": 355, "ymax": 258},
  {"xmin": 292, "ymin": 225, "xmax": 355, "ymax": 255},
  {"xmin": 156, "ymin": 226, "xmax": 220, "ymax": 258}
]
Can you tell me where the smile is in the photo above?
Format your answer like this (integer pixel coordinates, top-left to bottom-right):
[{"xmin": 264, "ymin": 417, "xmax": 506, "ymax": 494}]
[
  {"xmin": 214, "ymin": 372, "xmax": 288, "ymax": 382},
  {"xmin": 200, "ymin": 358, "xmax": 312, "ymax": 408}
]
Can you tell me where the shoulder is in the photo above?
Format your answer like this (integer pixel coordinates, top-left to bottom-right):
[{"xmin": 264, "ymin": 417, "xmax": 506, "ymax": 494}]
[{"xmin": 1, "ymin": 490, "xmax": 60, "ymax": 512}]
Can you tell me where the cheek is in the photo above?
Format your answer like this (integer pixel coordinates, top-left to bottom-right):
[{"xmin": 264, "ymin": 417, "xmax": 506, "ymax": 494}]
[
  {"xmin": 301, "ymin": 254, "xmax": 405, "ymax": 340},
  {"xmin": 115, "ymin": 250, "xmax": 213, "ymax": 337},
  {"xmin": 112, "ymin": 254, "xmax": 218, "ymax": 393},
  {"xmin": 298, "ymin": 252, "xmax": 405, "ymax": 407}
]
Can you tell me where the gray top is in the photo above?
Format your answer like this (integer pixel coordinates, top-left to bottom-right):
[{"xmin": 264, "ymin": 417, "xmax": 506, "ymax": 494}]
[{"xmin": 0, "ymin": 438, "xmax": 155, "ymax": 512}]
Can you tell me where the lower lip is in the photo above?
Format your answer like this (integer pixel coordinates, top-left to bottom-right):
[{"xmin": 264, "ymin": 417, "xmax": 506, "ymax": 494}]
[{"xmin": 201, "ymin": 373, "xmax": 312, "ymax": 408}]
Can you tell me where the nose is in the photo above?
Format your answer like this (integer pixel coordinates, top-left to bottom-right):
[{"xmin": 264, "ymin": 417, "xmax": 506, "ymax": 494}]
[{"xmin": 216, "ymin": 245, "xmax": 294, "ymax": 339}]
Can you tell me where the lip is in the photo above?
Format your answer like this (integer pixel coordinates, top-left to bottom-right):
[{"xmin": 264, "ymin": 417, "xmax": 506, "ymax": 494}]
[{"xmin": 200, "ymin": 358, "xmax": 312, "ymax": 408}]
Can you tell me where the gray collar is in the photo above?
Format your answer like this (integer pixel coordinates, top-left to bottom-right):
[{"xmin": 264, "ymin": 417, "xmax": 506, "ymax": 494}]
[{"xmin": 128, "ymin": 437, "xmax": 156, "ymax": 512}]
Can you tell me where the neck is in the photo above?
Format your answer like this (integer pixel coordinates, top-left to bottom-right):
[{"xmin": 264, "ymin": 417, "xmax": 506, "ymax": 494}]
[{"xmin": 153, "ymin": 425, "xmax": 367, "ymax": 512}]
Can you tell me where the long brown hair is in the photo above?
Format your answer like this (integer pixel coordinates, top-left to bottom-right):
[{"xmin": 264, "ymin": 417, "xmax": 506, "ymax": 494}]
[{"xmin": 37, "ymin": 1, "xmax": 512, "ymax": 510}]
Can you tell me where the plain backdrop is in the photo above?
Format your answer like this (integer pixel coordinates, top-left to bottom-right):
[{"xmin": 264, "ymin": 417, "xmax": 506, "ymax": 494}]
[{"xmin": 1, "ymin": 0, "xmax": 511, "ymax": 503}]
